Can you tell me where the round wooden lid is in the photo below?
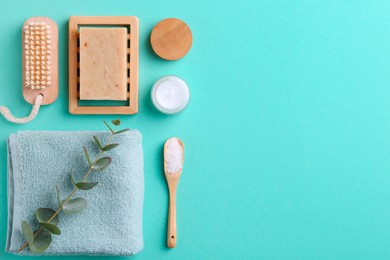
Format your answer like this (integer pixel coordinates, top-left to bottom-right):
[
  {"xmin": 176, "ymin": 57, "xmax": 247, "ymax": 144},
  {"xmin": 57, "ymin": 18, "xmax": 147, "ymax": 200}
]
[{"xmin": 150, "ymin": 18, "xmax": 192, "ymax": 60}]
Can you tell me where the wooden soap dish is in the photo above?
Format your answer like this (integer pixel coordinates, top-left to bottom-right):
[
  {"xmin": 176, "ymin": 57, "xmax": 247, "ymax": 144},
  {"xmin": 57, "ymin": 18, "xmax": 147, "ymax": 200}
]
[{"xmin": 69, "ymin": 16, "xmax": 139, "ymax": 114}]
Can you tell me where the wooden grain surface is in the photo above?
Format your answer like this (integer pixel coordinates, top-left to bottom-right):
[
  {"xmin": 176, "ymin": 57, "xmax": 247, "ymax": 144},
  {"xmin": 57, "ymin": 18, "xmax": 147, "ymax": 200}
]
[{"xmin": 150, "ymin": 18, "xmax": 192, "ymax": 60}]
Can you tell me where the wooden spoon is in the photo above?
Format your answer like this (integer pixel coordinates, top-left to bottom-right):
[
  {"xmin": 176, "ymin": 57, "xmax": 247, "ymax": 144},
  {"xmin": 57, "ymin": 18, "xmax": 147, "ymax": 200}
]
[{"xmin": 164, "ymin": 137, "xmax": 184, "ymax": 248}]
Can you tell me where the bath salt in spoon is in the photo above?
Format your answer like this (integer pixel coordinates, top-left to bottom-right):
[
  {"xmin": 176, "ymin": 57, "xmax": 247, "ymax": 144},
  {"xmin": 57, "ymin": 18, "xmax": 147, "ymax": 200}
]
[{"xmin": 164, "ymin": 137, "xmax": 184, "ymax": 248}]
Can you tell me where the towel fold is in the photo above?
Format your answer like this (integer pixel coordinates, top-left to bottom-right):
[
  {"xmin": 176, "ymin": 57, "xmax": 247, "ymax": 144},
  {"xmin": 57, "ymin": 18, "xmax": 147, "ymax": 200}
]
[{"xmin": 6, "ymin": 130, "xmax": 144, "ymax": 256}]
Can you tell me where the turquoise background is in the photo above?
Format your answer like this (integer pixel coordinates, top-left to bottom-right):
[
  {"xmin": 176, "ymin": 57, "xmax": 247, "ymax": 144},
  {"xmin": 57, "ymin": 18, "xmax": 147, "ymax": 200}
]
[{"xmin": 0, "ymin": 0, "xmax": 389, "ymax": 259}]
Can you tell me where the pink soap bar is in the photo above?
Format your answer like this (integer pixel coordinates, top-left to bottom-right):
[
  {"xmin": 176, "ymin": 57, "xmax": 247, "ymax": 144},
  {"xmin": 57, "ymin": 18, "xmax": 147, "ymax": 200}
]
[{"xmin": 79, "ymin": 27, "xmax": 127, "ymax": 100}]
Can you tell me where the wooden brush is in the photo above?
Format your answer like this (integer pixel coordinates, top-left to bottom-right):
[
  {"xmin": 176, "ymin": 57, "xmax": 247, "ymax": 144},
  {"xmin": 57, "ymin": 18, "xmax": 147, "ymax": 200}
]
[
  {"xmin": 22, "ymin": 17, "xmax": 58, "ymax": 105},
  {"xmin": 0, "ymin": 17, "xmax": 58, "ymax": 124}
]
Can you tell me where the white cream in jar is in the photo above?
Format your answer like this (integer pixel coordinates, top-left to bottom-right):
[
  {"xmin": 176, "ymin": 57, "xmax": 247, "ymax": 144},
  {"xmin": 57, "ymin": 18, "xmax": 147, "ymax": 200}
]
[{"xmin": 151, "ymin": 76, "xmax": 190, "ymax": 114}]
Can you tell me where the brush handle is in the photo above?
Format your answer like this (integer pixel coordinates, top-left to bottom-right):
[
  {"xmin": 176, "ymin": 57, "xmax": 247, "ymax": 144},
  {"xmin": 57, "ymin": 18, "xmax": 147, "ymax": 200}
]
[{"xmin": 167, "ymin": 186, "xmax": 177, "ymax": 248}]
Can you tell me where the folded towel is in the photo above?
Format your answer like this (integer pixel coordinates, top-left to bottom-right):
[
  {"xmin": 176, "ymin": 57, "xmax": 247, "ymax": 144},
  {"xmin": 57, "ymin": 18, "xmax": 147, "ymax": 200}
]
[{"xmin": 6, "ymin": 130, "xmax": 144, "ymax": 256}]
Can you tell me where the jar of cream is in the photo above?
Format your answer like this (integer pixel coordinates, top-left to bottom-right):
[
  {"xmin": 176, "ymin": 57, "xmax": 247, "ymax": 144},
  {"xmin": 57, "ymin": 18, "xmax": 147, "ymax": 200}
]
[{"xmin": 151, "ymin": 76, "xmax": 190, "ymax": 114}]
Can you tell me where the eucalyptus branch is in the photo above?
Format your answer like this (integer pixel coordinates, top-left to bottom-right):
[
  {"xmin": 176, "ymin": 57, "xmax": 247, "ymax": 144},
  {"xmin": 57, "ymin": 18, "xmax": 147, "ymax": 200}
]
[{"xmin": 18, "ymin": 120, "xmax": 129, "ymax": 253}]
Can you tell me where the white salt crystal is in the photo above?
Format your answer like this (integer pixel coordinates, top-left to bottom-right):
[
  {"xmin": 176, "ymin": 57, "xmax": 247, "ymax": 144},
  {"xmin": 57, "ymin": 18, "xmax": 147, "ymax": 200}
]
[{"xmin": 165, "ymin": 138, "xmax": 183, "ymax": 174}]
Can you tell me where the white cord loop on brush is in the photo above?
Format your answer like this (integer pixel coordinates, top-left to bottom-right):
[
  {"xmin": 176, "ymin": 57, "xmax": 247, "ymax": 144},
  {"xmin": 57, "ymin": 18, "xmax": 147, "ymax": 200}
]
[{"xmin": 0, "ymin": 94, "xmax": 43, "ymax": 124}]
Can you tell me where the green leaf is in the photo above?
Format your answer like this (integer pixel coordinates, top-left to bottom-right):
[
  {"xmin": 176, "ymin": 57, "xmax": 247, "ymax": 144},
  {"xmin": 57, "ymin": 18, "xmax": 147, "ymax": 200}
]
[
  {"xmin": 70, "ymin": 174, "xmax": 98, "ymax": 190},
  {"xmin": 93, "ymin": 136, "xmax": 103, "ymax": 150},
  {"xmin": 114, "ymin": 129, "xmax": 130, "ymax": 135},
  {"xmin": 111, "ymin": 119, "xmax": 121, "ymax": 126},
  {"xmin": 21, "ymin": 221, "xmax": 34, "ymax": 245},
  {"xmin": 62, "ymin": 198, "xmax": 87, "ymax": 214},
  {"xmin": 83, "ymin": 146, "xmax": 92, "ymax": 167},
  {"xmin": 35, "ymin": 208, "xmax": 59, "ymax": 225},
  {"xmin": 75, "ymin": 182, "xmax": 99, "ymax": 190},
  {"xmin": 29, "ymin": 230, "xmax": 51, "ymax": 253},
  {"xmin": 103, "ymin": 120, "xmax": 114, "ymax": 133},
  {"xmin": 102, "ymin": 143, "xmax": 119, "ymax": 151},
  {"xmin": 92, "ymin": 157, "xmax": 111, "ymax": 170},
  {"xmin": 70, "ymin": 174, "xmax": 77, "ymax": 186},
  {"xmin": 55, "ymin": 185, "xmax": 62, "ymax": 207},
  {"xmin": 40, "ymin": 223, "xmax": 61, "ymax": 235}
]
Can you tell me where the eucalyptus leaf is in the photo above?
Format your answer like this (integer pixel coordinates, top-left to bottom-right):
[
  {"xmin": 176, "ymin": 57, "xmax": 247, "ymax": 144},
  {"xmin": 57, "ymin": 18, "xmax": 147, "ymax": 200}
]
[
  {"xmin": 35, "ymin": 208, "xmax": 59, "ymax": 225},
  {"xmin": 62, "ymin": 198, "xmax": 87, "ymax": 214},
  {"xmin": 75, "ymin": 182, "xmax": 99, "ymax": 190},
  {"xmin": 40, "ymin": 223, "xmax": 61, "ymax": 235},
  {"xmin": 29, "ymin": 230, "xmax": 51, "ymax": 253},
  {"xmin": 102, "ymin": 143, "xmax": 119, "ymax": 151},
  {"xmin": 21, "ymin": 221, "xmax": 34, "ymax": 245},
  {"xmin": 93, "ymin": 136, "xmax": 103, "ymax": 150},
  {"xmin": 114, "ymin": 129, "xmax": 130, "ymax": 135},
  {"xmin": 70, "ymin": 174, "xmax": 77, "ymax": 186},
  {"xmin": 55, "ymin": 185, "xmax": 62, "ymax": 207},
  {"xmin": 111, "ymin": 119, "xmax": 121, "ymax": 126},
  {"xmin": 103, "ymin": 120, "xmax": 115, "ymax": 133},
  {"xmin": 83, "ymin": 146, "xmax": 92, "ymax": 166},
  {"xmin": 92, "ymin": 157, "xmax": 111, "ymax": 170}
]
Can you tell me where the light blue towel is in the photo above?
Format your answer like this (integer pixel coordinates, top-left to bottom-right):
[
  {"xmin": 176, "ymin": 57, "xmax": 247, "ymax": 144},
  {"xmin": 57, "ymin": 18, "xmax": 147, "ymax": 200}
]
[{"xmin": 6, "ymin": 130, "xmax": 144, "ymax": 256}]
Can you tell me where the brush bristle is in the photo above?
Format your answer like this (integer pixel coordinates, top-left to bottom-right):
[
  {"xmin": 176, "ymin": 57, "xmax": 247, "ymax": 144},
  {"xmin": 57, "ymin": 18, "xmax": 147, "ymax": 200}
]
[{"xmin": 23, "ymin": 22, "xmax": 52, "ymax": 90}]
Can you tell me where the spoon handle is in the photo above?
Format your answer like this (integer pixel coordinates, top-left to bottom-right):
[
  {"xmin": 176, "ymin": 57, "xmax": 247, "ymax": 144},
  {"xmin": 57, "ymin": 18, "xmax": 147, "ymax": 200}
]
[{"xmin": 167, "ymin": 186, "xmax": 177, "ymax": 248}]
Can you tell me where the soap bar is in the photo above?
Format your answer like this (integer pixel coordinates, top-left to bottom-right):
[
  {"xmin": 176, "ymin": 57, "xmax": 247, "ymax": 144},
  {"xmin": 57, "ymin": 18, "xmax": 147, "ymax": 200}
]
[{"xmin": 79, "ymin": 27, "xmax": 127, "ymax": 100}]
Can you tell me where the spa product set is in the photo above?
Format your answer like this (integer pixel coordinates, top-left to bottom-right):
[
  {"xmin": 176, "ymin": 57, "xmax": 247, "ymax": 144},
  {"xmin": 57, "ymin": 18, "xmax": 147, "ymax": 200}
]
[
  {"xmin": 150, "ymin": 18, "xmax": 192, "ymax": 114},
  {"xmin": 1, "ymin": 15, "xmax": 192, "ymax": 256}
]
